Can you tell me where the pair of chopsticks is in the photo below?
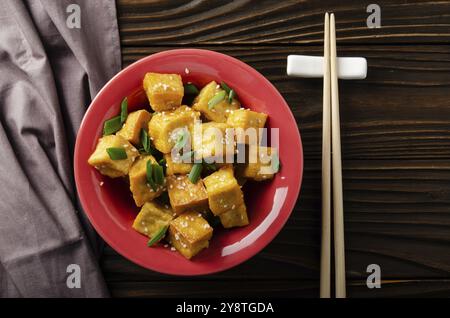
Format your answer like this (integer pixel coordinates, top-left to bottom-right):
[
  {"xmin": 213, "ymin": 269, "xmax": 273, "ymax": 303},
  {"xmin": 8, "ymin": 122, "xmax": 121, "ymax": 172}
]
[{"xmin": 320, "ymin": 13, "xmax": 346, "ymax": 298}]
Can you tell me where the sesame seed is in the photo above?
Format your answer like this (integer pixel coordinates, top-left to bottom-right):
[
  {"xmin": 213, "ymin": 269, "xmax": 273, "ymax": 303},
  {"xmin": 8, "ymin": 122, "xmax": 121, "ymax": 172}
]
[
  {"xmin": 185, "ymin": 67, "xmax": 190, "ymax": 74},
  {"xmin": 99, "ymin": 181, "xmax": 104, "ymax": 186},
  {"xmin": 170, "ymin": 247, "xmax": 176, "ymax": 251}
]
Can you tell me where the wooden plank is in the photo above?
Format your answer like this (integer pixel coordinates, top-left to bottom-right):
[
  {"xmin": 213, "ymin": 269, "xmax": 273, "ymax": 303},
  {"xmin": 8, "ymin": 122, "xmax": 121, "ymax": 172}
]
[
  {"xmin": 106, "ymin": 279, "xmax": 450, "ymax": 298},
  {"xmin": 101, "ymin": 159, "xmax": 450, "ymax": 285},
  {"xmin": 122, "ymin": 45, "xmax": 450, "ymax": 160},
  {"xmin": 117, "ymin": 0, "xmax": 450, "ymax": 45}
]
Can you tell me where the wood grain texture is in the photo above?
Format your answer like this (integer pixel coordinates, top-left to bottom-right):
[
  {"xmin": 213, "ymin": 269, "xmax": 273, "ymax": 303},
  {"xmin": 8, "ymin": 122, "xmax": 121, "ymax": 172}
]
[
  {"xmin": 117, "ymin": 0, "xmax": 450, "ymax": 45},
  {"xmin": 107, "ymin": 279, "xmax": 450, "ymax": 298},
  {"xmin": 102, "ymin": 0, "xmax": 450, "ymax": 298}
]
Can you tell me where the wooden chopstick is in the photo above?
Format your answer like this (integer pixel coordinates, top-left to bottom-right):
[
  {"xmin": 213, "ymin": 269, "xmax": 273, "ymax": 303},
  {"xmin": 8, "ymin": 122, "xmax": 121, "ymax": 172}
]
[
  {"xmin": 330, "ymin": 13, "xmax": 347, "ymax": 298},
  {"xmin": 320, "ymin": 12, "xmax": 331, "ymax": 299}
]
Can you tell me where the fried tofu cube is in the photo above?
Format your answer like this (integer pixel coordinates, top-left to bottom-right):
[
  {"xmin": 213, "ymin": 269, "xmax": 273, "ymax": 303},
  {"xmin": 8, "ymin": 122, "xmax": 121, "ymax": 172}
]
[
  {"xmin": 88, "ymin": 135, "xmax": 139, "ymax": 178},
  {"xmin": 227, "ymin": 108, "xmax": 268, "ymax": 144},
  {"xmin": 148, "ymin": 106, "xmax": 199, "ymax": 153},
  {"xmin": 167, "ymin": 175, "xmax": 209, "ymax": 215},
  {"xmin": 219, "ymin": 204, "xmax": 249, "ymax": 228},
  {"xmin": 203, "ymin": 166, "xmax": 244, "ymax": 216},
  {"xmin": 117, "ymin": 110, "xmax": 152, "ymax": 145},
  {"xmin": 168, "ymin": 212, "xmax": 213, "ymax": 259},
  {"xmin": 143, "ymin": 72, "xmax": 184, "ymax": 112},
  {"xmin": 132, "ymin": 201, "xmax": 173, "ymax": 239},
  {"xmin": 192, "ymin": 81, "xmax": 240, "ymax": 123},
  {"xmin": 192, "ymin": 122, "xmax": 235, "ymax": 163},
  {"xmin": 129, "ymin": 155, "xmax": 164, "ymax": 206},
  {"xmin": 164, "ymin": 153, "xmax": 193, "ymax": 175},
  {"xmin": 242, "ymin": 146, "xmax": 278, "ymax": 181}
]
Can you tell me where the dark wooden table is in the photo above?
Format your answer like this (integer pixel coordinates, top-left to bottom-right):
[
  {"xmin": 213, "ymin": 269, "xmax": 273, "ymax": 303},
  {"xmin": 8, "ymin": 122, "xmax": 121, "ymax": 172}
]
[{"xmin": 101, "ymin": 0, "xmax": 450, "ymax": 297}]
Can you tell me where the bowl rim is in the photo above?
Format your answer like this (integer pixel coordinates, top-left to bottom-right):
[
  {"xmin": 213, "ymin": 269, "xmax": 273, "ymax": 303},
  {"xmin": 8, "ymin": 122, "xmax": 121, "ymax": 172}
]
[{"xmin": 74, "ymin": 48, "xmax": 304, "ymax": 275}]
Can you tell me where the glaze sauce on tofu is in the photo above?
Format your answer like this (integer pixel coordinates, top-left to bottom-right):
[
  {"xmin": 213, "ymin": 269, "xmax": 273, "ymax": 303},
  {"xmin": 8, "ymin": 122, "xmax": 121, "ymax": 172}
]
[{"xmin": 87, "ymin": 72, "xmax": 280, "ymax": 259}]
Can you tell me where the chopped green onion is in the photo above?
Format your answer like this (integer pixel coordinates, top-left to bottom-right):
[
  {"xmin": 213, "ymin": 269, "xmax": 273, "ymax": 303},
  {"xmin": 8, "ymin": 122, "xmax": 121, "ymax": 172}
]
[
  {"xmin": 152, "ymin": 164, "xmax": 164, "ymax": 186},
  {"xmin": 220, "ymin": 81, "xmax": 232, "ymax": 94},
  {"xmin": 184, "ymin": 83, "xmax": 199, "ymax": 95},
  {"xmin": 158, "ymin": 158, "xmax": 167, "ymax": 174},
  {"xmin": 140, "ymin": 129, "xmax": 150, "ymax": 153},
  {"xmin": 271, "ymin": 152, "xmax": 280, "ymax": 173},
  {"xmin": 188, "ymin": 163, "xmax": 203, "ymax": 184},
  {"xmin": 158, "ymin": 191, "xmax": 170, "ymax": 206},
  {"xmin": 147, "ymin": 226, "xmax": 168, "ymax": 247},
  {"xmin": 174, "ymin": 129, "xmax": 189, "ymax": 151},
  {"xmin": 208, "ymin": 91, "xmax": 226, "ymax": 109},
  {"xmin": 203, "ymin": 162, "xmax": 217, "ymax": 172},
  {"xmin": 228, "ymin": 89, "xmax": 236, "ymax": 104},
  {"xmin": 103, "ymin": 116, "xmax": 122, "ymax": 135},
  {"xmin": 120, "ymin": 97, "xmax": 128, "ymax": 124},
  {"xmin": 106, "ymin": 147, "xmax": 127, "ymax": 160},
  {"xmin": 146, "ymin": 160, "xmax": 157, "ymax": 191}
]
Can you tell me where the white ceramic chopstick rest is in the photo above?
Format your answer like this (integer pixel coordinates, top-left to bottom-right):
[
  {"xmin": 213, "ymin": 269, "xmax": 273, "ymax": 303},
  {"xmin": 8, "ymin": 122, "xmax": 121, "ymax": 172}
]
[{"xmin": 287, "ymin": 55, "xmax": 367, "ymax": 79}]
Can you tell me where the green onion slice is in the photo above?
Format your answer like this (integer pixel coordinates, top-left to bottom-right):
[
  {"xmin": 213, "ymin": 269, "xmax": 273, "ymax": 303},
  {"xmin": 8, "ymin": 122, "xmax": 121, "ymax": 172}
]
[
  {"xmin": 208, "ymin": 91, "xmax": 226, "ymax": 109},
  {"xmin": 140, "ymin": 129, "xmax": 151, "ymax": 153},
  {"xmin": 271, "ymin": 152, "xmax": 280, "ymax": 173},
  {"xmin": 106, "ymin": 147, "xmax": 127, "ymax": 160},
  {"xmin": 146, "ymin": 160, "xmax": 157, "ymax": 191},
  {"xmin": 147, "ymin": 226, "xmax": 168, "ymax": 247},
  {"xmin": 152, "ymin": 164, "xmax": 164, "ymax": 186},
  {"xmin": 159, "ymin": 158, "xmax": 167, "ymax": 174},
  {"xmin": 188, "ymin": 163, "xmax": 203, "ymax": 184},
  {"xmin": 204, "ymin": 162, "xmax": 217, "ymax": 172},
  {"xmin": 184, "ymin": 83, "xmax": 199, "ymax": 95},
  {"xmin": 228, "ymin": 89, "xmax": 236, "ymax": 104},
  {"xmin": 174, "ymin": 129, "xmax": 189, "ymax": 151},
  {"xmin": 120, "ymin": 97, "xmax": 128, "ymax": 124},
  {"xmin": 220, "ymin": 81, "xmax": 231, "ymax": 94},
  {"xmin": 103, "ymin": 116, "xmax": 122, "ymax": 135}
]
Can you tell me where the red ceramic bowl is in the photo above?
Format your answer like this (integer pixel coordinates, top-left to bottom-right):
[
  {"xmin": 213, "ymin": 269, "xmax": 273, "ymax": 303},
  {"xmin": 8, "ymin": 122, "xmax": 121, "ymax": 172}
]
[{"xmin": 74, "ymin": 49, "xmax": 303, "ymax": 275}]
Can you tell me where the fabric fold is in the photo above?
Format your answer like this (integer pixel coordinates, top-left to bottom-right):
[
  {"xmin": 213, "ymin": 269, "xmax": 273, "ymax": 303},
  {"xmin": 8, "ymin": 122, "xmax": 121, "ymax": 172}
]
[{"xmin": 0, "ymin": 0, "xmax": 121, "ymax": 297}]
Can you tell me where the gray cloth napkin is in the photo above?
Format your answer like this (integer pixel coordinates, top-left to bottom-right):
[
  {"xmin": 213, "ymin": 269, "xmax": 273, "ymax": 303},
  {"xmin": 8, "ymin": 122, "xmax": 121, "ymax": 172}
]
[{"xmin": 0, "ymin": 0, "xmax": 121, "ymax": 297}]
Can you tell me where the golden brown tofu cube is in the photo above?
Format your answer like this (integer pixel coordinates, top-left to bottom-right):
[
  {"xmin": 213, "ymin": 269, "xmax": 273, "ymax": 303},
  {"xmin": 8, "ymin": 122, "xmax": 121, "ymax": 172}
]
[
  {"xmin": 167, "ymin": 175, "xmax": 209, "ymax": 215},
  {"xmin": 192, "ymin": 81, "xmax": 240, "ymax": 123},
  {"xmin": 226, "ymin": 108, "xmax": 268, "ymax": 145},
  {"xmin": 192, "ymin": 122, "xmax": 235, "ymax": 163},
  {"xmin": 117, "ymin": 110, "xmax": 152, "ymax": 145},
  {"xmin": 129, "ymin": 155, "xmax": 164, "ymax": 206},
  {"xmin": 143, "ymin": 72, "xmax": 184, "ymax": 112},
  {"xmin": 148, "ymin": 106, "xmax": 200, "ymax": 153},
  {"xmin": 203, "ymin": 166, "xmax": 244, "ymax": 216},
  {"xmin": 164, "ymin": 153, "xmax": 193, "ymax": 175},
  {"xmin": 168, "ymin": 212, "xmax": 213, "ymax": 259},
  {"xmin": 242, "ymin": 146, "xmax": 278, "ymax": 181},
  {"xmin": 132, "ymin": 201, "xmax": 173, "ymax": 239},
  {"xmin": 219, "ymin": 204, "xmax": 249, "ymax": 228},
  {"xmin": 88, "ymin": 135, "xmax": 139, "ymax": 178}
]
